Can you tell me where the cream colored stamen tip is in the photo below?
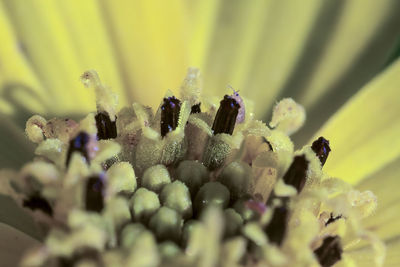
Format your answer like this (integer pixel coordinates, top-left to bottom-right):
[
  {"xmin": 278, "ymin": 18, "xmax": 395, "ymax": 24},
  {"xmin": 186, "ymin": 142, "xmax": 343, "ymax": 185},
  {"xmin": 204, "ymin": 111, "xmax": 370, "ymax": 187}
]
[{"xmin": 26, "ymin": 115, "xmax": 47, "ymax": 143}]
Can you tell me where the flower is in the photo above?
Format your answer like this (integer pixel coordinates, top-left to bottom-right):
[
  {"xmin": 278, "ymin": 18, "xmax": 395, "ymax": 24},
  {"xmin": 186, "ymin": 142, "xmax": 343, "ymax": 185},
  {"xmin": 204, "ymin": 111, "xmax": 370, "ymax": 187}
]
[{"xmin": 0, "ymin": 1, "xmax": 400, "ymax": 267}]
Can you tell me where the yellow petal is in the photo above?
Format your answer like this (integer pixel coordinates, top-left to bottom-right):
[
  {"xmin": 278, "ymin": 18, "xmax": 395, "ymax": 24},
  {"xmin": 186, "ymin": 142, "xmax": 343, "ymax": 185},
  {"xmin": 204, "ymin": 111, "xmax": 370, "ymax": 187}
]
[
  {"xmin": 298, "ymin": 0, "xmax": 400, "ymax": 109},
  {"xmin": 3, "ymin": 0, "xmax": 127, "ymax": 115},
  {"xmin": 0, "ymin": 223, "xmax": 40, "ymax": 267},
  {"xmin": 356, "ymin": 157, "xmax": 400, "ymax": 242},
  {"xmin": 101, "ymin": 0, "xmax": 189, "ymax": 109},
  {"xmin": 342, "ymin": 237, "xmax": 400, "ymax": 267},
  {"xmin": 3, "ymin": 0, "xmax": 87, "ymax": 112},
  {"xmin": 313, "ymin": 58, "xmax": 400, "ymax": 184},
  {"xmin": 203, "ymin": 0, "xmax": 323, "ymax": 116},
  {"xmin": 185, "ymin": 0, "xmax": 221, "ymax": 69},
  {"xmin": 0, "ymin": 1, "xmax": 50, "ymax": 115}
]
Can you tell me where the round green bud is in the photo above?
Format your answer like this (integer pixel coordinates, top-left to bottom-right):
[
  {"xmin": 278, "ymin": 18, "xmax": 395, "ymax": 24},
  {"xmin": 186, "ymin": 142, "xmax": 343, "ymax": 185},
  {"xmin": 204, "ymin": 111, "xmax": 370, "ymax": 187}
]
[
  {"xmin": 149, "ymin": 207, "xmax": 182, "ymax": 242},
  {"xmin": 158, "ymin": 241, "xmax": 181, "ymax": 259},
  {"xmin": 120, "ymin": 223, "xmax": 146, "ymax": 249},
  {"xmin": 130, "ymin": 188, "xmax": 160, "ymax": 222},
  {"xmin": 141, "ymin": 164, "xmax": 171, "ymax": 193},
  {"xmin": 232, "ymin": 198, "xmax": 257, "ymax": 222},
  {"xmin": 194, "ymin": 182, "xmax": 230, "ymax": 214},
  {"xmin": 176, "ymin": 160, "xmax": 209, "ymax": 195},
  {"xmin": 217, "ymin": 161, "xmax": 253, "ymax": 200},
  {"xmin": 223, "ymin": 208, "xmax": 243, "ymax": 237},
  {"xmin": 160, "ymin": 181, "xmax": 192, "ymax": 219},
  {"xmin": 106, "ymin": 162, "xmax": 137, "ymax": 196}
]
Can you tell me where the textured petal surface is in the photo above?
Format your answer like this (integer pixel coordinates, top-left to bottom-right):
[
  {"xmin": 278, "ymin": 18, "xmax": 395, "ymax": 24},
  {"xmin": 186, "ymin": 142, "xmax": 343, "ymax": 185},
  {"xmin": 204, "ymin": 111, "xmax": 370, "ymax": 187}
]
[
  {"xmin": 313, "ymin": 58, "xmax": 400, "ymax": 185},
  {"xmin": 342, "ymin": 237, "xmax": 400, "ymax": 267},
  {"xmin": 356, "ymin": 157, "xmax": 400, "ymax": 242}
]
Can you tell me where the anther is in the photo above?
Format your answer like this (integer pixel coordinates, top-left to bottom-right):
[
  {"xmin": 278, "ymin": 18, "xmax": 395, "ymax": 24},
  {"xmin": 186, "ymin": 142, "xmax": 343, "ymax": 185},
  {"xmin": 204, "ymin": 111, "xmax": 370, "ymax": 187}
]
[
  {"xmin": 265, "ymin": 205, "xmax": 289, "ymax": 246},
  {"xmin": 314, "ymin": 236, "xmax": 343, "ymax": 267},
  {"xmin": 85, "ymin": 175, "xmax": 105, "ymax": 213},
  {"xmin": 282, "ymin": 155, "xmax": 309, "ymax": 193},
  {"xmin": 23, "ymin": 193, "xmax": 53, "ymax": 216},
  {"xmin": 66, "ymin": 132, "xmax": 91, "ymax": 167},
  {"xmin": 190, "ymin": 103, "xmax": 201, "ymax": 114},
  {"xmin": 212, "ymin": 95, "xmax": 240, "ymax": 135},
  {"xmin": 311, "ymin": 136, "xmax": 331, "ymax": 166},
  {"xmin": 95, "ymin": 112, "xmax": 117, "ymax": 140},
  {"xmin": 160, "ymin": 96, "xmax": 181, "ymax": 137}
]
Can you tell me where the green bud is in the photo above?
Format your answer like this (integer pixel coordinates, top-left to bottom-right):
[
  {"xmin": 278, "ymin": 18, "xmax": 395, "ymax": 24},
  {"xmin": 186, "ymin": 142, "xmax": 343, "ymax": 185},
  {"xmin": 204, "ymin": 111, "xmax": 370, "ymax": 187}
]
[
  {"xmin": 224, "ymin": 208, "xmax": 243, "ymax": 237},
  {"xmin": 194, "ymin": 182, "xmax": 230, "ymax": 214},
  {"xmin": 160, "ymin": 181, "xmax": 192, "ymax": 219},
  {"xmin": 176, "ymin": 160, "xmax": 209, "ymax": 195},
  {"xmin": 130, "ymin": 188, "xmax": 160, "ymax": 223},
  {"xmin": 149, "ymin": 207, "xmax": 183, "ymax": 242},
  {"xmin": 106, "ymin": 162, "xmax": 137, "ymax": 196},
  {"xmin": 217, "ymin": 161, "xmax": 253, "ymax": 200},
  {"xmin": 120, "ymin": 223, "xmax": 146, "ymax": 249},
  {"xmin": 158, "ymin": 241, "xmax": 181, "ymax": 259},
  {"xmin": 141, "ymin": 164, "xmax": 171, "ymax": 193}
]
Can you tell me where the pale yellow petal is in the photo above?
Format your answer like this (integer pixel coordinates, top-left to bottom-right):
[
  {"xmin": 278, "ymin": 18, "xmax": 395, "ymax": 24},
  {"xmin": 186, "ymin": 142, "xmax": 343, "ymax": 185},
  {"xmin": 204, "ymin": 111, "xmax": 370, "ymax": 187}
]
[
  {"xmin": 203, "ymin": 0, "xmax": 323, "ymax": 116},
  {"xmin": 100, "ymin": 0, "xmax": 189, "ymax": 109},
  {"xmin": 355, "ymin": 157, "xmax": 400, "ymax": 242},
  {"xmin": 55, "ymin": 0, "xmax": 129, "ymax": 109},
  {"xmin": 342, "ymin": 237, "xmax": 400, "ymax": 267},
  {"xmin": 3, "ymin": 0, "xmax": 85, "ymax": 112},
  {"xmin": 185, "ymin": 0, "xmax": 221, "ymax": 69},
  {"xmin": 0, "ymin": 223, "xmax": 41, "ymax": 267},
  {"xmin": 313, "ymin": 58, "xmax": 400, "ymax": 184},
  {"xmin": 0, "ymin": 1, "xmax": 50, "ymax": 115},
  {"xmin": 299, "ymin": 0, "xmax": 400, "ymax": 109}
]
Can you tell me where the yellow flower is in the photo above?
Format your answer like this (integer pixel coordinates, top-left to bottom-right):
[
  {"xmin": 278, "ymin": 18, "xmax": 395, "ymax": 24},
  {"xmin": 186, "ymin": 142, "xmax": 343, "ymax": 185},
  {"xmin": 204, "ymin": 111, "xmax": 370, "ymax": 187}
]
[{"xmin": 0, "ymin": 1, "xmax": 400, "ymax": 266}]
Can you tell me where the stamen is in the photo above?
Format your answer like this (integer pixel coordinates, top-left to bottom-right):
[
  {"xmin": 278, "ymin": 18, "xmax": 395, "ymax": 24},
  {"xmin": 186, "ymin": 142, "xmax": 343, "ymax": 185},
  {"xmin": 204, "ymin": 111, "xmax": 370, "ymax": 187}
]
[
  {"xmin": 212, "ymin": 95, "xmax": 240, "ymax": 135},
  {"xmin": 282, "ymin": 155, "xmax": 309, "ymax": 193},
  {"xmin": 95, "ymin": 112, "xmax": 117, "ymax": 140},
  {"xmin": 160, "ymin": 96, "xmax": 181, "ymax": 137},
  {"xmin": 23, "ymin": 194, "xmax": 53, "ymax": 216},
  {"xmin": 314, "ymin": 236, "xmax": 343, "ymax": 267},
  {"xmin": 265, "ymin": 205, "xmax": 288, "ymax": 246},
  {"xmin": 85, "ymin": 175, "xmax": 105, "ymax": 213},
  {"xmin": 66, "ymin": 132, "xmax": 90, "ymax": 167},
  {"xmin": 190, "ymin": 103, "xmax": 201, "ymax": 114},
  {"xmin": 311, "ymin": 137, "xmax": 331, "ymax": 166}
]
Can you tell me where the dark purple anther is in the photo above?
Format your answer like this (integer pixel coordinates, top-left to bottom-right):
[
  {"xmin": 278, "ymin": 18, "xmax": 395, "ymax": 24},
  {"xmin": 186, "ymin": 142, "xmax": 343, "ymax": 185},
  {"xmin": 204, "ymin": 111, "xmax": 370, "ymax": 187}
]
[
  {"xmin": 314, "ymin": 236, "xmax": 343, "ymax": 267},
  {"xmin": 85, "ymin": 175, "xmax": 105, "ymax": 212},
  {"xmin": 23, "ymin": 194, "xmax": 53, "ymax": 216},
  {"xmin": 311, "ymin": 136, "xmax": 331, "ymax": 166},
  {"xmin": 160, "ymin": 96, "xmax": 181, "ymax": 137},
  {"xmin": 265, "ymin": 205, "xmax": 289, "ymax": 246},
  {"xmin": 212, "ymin": 95, "xmax": 240, "ymax": 135},
  {"xmin": 66, "ymin": 132, "xmax": 90, "ymax": 167},
  {"xmin": 190, "ymin": 103, "xmax": 201, "ymax": 114},
  {"xmin": 282, "ymin": 155, "xmax": 309, "ymax": 193},
  {"xmin": 95, "ymin": 112, "xmax": 117, "ymax": 140}
]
